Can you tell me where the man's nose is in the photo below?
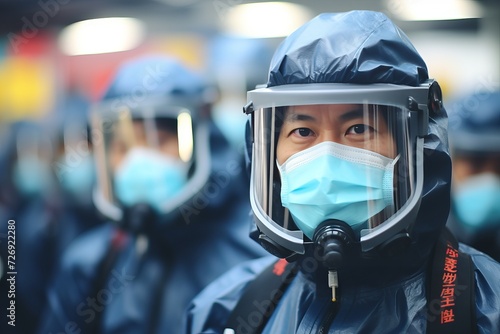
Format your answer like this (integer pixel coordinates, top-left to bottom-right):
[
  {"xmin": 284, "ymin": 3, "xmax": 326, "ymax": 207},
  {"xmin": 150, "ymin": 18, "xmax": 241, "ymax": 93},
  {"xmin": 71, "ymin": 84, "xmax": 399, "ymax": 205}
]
[{"xmin": 318, "ymin": 130, "xmax": 341, "ymax": 143}]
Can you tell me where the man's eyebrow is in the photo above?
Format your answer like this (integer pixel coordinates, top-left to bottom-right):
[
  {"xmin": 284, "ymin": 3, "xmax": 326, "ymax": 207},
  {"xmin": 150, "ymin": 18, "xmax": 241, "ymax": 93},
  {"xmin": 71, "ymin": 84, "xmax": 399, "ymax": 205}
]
[
  {"xmin": 284, "ymin": 113, "xmax": 317, "ymax": 122},
  {"xmin": 338, "ymin": 107, "xmax": 366, "ymax": 122}
]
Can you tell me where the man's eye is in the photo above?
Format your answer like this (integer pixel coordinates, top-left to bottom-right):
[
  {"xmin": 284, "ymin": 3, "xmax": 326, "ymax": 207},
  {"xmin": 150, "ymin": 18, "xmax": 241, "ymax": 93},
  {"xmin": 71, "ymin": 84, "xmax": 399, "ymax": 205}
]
[
  {"xmin": 347, "ymin": 124, "xmax": 372, "ymax": 135},
  {"xmin": 292, "ymin": 128, "xmax": 314, "ymax": 137}
]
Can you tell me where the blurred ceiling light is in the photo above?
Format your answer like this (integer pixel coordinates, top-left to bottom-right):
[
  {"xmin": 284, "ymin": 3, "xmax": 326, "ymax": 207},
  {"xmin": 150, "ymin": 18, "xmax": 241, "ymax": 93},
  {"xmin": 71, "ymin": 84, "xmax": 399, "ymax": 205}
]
[
  {"xmin": 58, "ymin": 17, "xmax": 145, "ymax": 56},
  {"xmin": 223, "ymin": 2, "xmax": 313, "ymax": 38},
  {"xmin": 152, "ymin": 0, "xmax": 202, "ymax": 6},
  {"xmin": 385, "ymin": 0, "xmax": 484, "ymax": 21}
]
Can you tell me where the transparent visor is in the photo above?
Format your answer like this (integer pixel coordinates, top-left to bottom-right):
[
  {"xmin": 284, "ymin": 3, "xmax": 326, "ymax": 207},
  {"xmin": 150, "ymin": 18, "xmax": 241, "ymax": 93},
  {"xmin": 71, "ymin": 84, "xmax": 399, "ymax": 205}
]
[
  {"xmin": 251, "ymin": 103, "xmax": 419, "ymax": 248},
  {"xmin": 90, "ymin": 99, "xmax": 209, "ymax": 218}
]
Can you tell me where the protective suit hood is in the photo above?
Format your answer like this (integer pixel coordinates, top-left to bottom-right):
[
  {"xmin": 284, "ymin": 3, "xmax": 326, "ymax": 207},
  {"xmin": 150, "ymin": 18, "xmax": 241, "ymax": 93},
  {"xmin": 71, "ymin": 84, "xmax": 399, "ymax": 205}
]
[
  {"xmin": 268, "ymin": 11, "xmax": 428, "ymax": 87},
  {"xmin": 102, "ymin": 55, "xmax": 208, "ymax": 101},
  {"xmin": 448, "ymin": 90, "xmax": 500, "ymax": 153}
]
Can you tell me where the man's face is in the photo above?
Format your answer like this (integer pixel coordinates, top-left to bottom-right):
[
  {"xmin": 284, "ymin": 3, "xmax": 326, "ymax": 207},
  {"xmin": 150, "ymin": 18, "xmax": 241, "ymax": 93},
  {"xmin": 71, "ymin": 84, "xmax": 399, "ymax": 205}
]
[
  {"xmin": 452, "ymin": 153, "xmax": 500, "ymax": 184},
  {"xmin": 277, "ymin": 104, "xmax": 397, "ymax": 164},
  {"xmin": 109, "ymin": 119, "xmax": 179, "ymax": 172}
]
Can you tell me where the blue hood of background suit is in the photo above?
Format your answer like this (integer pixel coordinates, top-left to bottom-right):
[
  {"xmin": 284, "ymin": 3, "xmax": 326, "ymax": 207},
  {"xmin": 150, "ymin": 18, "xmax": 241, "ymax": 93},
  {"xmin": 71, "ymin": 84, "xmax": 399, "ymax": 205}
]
[
  {"xmin": 447, "ymin": 90, "xmax": 500, "ymax": 153},
  {"xmin": 264, "ymin": 11, "xmax": 451, "ymax": 275},
  {"xmin": 103, "ymin": 55, "xmax": 208, "ymax": 101}
]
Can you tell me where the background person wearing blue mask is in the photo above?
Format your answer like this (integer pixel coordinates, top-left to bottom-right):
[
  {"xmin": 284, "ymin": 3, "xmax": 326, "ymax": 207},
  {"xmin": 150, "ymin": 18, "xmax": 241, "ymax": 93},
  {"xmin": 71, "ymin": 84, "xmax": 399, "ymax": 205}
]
[
  {"xmin": 49, "ymin": 91, "xmax": 103, "ymax": 250},
  {"xmin": 184, "ymin": 11, "xmax": 500, "ymax": 334},
  {"xmin": 207, "ymin": 36, "xmax": 273, "ymax": 151},
  {"xmin": 446, "ymin": 90, "xmax": 500, "ymax": 262},
  {"xmin": 37, "ymin": 55, "xmax": 267, "ymax": 334},
  {"xmin": 51, "ymin": 92, "xmax": 97, "ymax": 211}
]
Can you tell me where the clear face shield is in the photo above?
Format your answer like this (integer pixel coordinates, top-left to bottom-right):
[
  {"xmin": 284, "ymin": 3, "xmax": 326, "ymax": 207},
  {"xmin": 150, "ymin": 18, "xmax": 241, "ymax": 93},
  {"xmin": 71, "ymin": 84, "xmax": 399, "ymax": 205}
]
[
  {"xmin": 246, "ymin": 83, "xmax": 433, "ymax": 258},
  {"xmin": 90, "ymin": 97, "xmax": 210, "ymax": 222}
]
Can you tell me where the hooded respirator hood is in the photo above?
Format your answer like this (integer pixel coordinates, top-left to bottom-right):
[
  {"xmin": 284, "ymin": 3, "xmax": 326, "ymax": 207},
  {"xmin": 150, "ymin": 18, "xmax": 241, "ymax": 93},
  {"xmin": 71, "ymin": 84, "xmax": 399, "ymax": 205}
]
[
  {"xmin": 91, "ymin": 56, "xmax": 213, "ymax": 231},
  {"xmin": 246, "ymin": 11, "xmax": 451, "ymax": 273},
  {"xmin": 448, "ymin": 90, "xmax": 500, "ymax": 154},
  {"xmin": 103, "ymin": 56, "xmax": 208, "ymax": 101}
]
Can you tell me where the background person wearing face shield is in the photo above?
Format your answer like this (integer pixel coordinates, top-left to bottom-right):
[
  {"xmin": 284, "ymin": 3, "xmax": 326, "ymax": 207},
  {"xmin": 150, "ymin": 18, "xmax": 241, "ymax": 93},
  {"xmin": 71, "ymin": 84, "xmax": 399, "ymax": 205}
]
[
  {"xmin": 184, "ymin": 11, "xmax": 500, "ymax": 334},
  {"xmin": 37, "ymin": 55, "xmax": 267, "ymax": 334},
  {"xmin": 446, "ymin": 90, "xmax": 500, "ymax": 262}
]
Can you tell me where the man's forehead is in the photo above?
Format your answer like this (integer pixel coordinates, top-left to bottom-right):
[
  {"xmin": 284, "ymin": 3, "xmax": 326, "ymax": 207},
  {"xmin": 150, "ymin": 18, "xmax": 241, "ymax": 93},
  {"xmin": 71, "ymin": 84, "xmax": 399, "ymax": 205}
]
[{"xmin": 285, "ymin": 104, "xmax": 367, "ymax": 120}]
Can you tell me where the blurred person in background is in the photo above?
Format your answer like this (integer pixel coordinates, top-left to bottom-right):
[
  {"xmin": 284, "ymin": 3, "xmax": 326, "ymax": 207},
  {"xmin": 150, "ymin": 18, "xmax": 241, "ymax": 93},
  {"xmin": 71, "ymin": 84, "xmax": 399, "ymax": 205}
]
[
  {"xmin": 207, "ymin": 36, "xmax": 273, "ymax": 152},
  {"xmin": 1, "ymin": 98, "xmax": 103, "ymax": 333},
  {"xmin": 37, "ymin": 55, "xmax": 267, "ymax": 334},
  {"xmin": 0, "ymin": 119, "xmax": 59, "ymax": 333},
  {"xmin": 49, "ymin": 90, "xmax": 102, "ymax": 245},
  {"xmin": 447, "ymin": 90, "xmax": 500, "ymax": 262},
  {"xmin": 0, "ymin": 120, "xmax": 56, "ymax": 212},
  {"xmin": 184, "ymin": 11, "xmax": 500, "ymax": 334}
]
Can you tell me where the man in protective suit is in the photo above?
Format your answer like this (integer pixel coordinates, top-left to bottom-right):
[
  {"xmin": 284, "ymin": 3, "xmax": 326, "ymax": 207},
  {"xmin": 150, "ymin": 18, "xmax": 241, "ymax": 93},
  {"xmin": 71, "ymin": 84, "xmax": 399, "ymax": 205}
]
[
  {"xmin": 37, "ymin": 55, "xmax": 267, "ymax": 334},
  {"xmin": 184, "ymin": 11, "xmax": 500, "ymax": 334}
]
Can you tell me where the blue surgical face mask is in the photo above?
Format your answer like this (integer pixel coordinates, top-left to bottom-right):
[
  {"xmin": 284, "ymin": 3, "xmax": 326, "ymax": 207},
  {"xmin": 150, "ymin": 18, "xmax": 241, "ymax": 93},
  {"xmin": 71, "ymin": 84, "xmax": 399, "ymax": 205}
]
[
  {"xmin": 114, "ymin": 147, "xmax": 187, "ymax": 213},
  {"xmin": 452, "ymin": 173, "xmax": 500, "ymax": 230},
  {"xmin": 277, "ymin": 141, "xmax": 397, "ymax": 240},
  {"xmin": 57, "ymin": 154, "xmax": 96, "ymax": 198},
  {"xmin": 13, "ymin": 154, "xmax": 52, "ymax": 197}
]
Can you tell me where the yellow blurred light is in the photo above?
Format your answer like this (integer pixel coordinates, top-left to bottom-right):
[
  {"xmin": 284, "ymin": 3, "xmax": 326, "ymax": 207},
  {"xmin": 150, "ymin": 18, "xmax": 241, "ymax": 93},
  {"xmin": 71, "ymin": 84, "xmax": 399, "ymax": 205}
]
[
  {"xmin": 177, "ymin": 111, "xmax": 193, "ymax": 162},
  {"xmin": 0, "ymin": 58, "xmax": 53, "ymax": 120},
  {"xmin": 58, "ymin": 17, "xmax": 145, "ymax": 56},
  {"xmin": 223, "ymin": 2, "xmax": 313, "ymax": 38},
  {"xmin": 151, "ymin": 35, "xmax": 206, "ymax": 71},
  {"xmin": 386, "ymin": 0, "xmax": 483, "ymax": 21}
]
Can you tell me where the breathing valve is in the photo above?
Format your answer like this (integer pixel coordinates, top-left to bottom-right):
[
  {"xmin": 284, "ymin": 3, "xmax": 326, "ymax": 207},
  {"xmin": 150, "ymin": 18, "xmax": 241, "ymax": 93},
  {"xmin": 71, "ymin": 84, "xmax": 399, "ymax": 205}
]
[{"xmin": 313, "ymin": 220, "xmax": 356, "ymax": 302}]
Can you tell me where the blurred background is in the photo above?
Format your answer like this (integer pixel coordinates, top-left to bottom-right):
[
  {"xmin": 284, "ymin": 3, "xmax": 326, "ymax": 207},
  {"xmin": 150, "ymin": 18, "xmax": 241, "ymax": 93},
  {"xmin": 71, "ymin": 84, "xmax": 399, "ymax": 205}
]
[
  {"xmin": 0, "ymin": 0, "xmax": 499, "ymax": 222},
  {"xmin": 0, "ymin": 1, "xmax": 498, "ymax": 332},
  {"xmin": 0, "ymin": 0, "xmax": 498, "ymax": 123}
]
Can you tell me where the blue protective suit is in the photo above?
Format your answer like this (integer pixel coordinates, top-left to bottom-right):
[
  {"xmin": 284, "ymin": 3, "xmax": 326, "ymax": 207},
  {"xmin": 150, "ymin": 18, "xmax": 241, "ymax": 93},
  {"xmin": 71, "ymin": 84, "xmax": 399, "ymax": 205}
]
[
  {"xmin": 186, "ymin": 246, "xmax": 499, "ymax": 333},
  {"xmin": 36, "ymin": 121, "xmax": 267, "ymax": 334},
  {"xmin": 184, "ymin": 11, "xmax": 500, "ymax": 333}
]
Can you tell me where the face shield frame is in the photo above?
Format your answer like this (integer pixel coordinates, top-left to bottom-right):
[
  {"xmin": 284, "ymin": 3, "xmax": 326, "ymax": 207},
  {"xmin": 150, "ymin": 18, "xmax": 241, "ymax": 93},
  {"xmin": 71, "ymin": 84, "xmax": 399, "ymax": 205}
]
[
  {"xmin": 245, "ymin": 81, "xmax": 436, "ymax": 255},
  {"xmin": 90, "ymin": 95, "xmax": 211, "ymax": 222}
]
